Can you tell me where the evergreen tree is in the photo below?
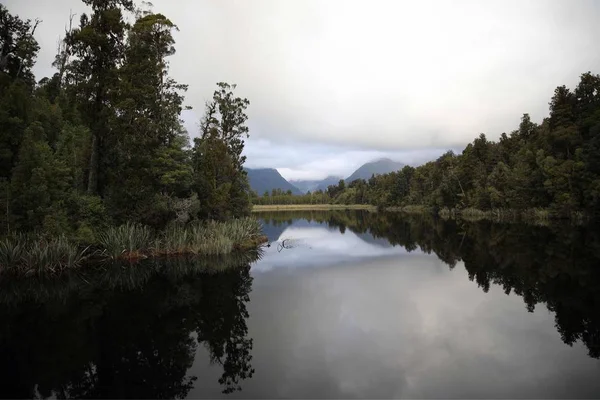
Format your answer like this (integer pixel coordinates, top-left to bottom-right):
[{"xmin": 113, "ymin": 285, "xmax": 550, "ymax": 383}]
[
  {"xmin": 192, "ymin": 83, "xmax": 251, "ymax": 220},
  {"xmin": 65, "ymin": 0, "xmax": 134, "ymax": 196},
  {"xmin": 107, "ymin": 10, "xmax": 191, "ymax": 226},
  {"xmin": 0, "ymin": 4, "xmax": 41, "ymax": 179},
  {"xmin": 10, "ymin": 122, "xmax": 71, "ymax": 231}
]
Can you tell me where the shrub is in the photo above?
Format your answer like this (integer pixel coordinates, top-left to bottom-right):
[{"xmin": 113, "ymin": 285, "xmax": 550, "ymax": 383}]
[{"xmin": 98, "ymin": 222, "xmax": 152, "ymax": 260}]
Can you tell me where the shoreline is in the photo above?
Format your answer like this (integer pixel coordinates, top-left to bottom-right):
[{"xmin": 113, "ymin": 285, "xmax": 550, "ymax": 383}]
[
  {"xmin": 0, "ymin": 218, "xmax": 268, "ymax": 276},
  {"xmin": 252, "ymin": 204, "xmax": 590, "ymax": 223},
  {"xmin": 252, "ymin": 204, "xmax": 377, "ymax": 211}
]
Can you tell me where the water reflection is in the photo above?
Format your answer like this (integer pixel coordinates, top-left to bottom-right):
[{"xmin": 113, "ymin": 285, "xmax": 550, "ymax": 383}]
[
  {"xmin": 0, "ymin": 254, "xmax": 259, "ymax": 398},
  {"xmin": 1, "ymin": 212, "xmax": 600, "ymax": 398},
  {"xmin": 258, "ymin": 210, "xmax": 600, "ymax": 361},
  {"xmin": 256, "ymin": 223, "xmax": 410, "ymax": 271}
]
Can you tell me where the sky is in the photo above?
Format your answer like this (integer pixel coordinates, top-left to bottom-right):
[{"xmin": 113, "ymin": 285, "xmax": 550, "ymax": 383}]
[{"xmin": 6, "ymin": 0, "xmax": 600, "ymax": 180}]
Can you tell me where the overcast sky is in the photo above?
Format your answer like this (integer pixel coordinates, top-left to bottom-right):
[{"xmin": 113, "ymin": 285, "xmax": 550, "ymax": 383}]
[{"xmin": 6, "ymin": 0, "xmax": 600, "ymax": 180}]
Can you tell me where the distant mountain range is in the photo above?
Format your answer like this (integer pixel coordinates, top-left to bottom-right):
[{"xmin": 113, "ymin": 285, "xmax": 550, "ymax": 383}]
[
  {"xmin": 245, "ymin": 168, "xmax": 303, "ymax": 195},
  {"xmin": 246, "ymin": 158, "xmax": 405, "ymax": 195},
  {"xmin": 290, "ymin": 176, "xmax": 342, "ymax": 193}
]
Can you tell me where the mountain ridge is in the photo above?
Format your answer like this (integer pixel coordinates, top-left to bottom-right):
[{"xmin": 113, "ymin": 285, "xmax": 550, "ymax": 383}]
[
  {"xmin": 246, "ymin": 158, "xmax": 405, "ymax": 196},
  {"xmin": 245, "ymin": 168, "xmax": 303, "ymax": 195},
  {"xmin": 345, "ymin": 158, "xmax": 405, "ymax": 183},
  {"xmin": 291, "ymin": 175, "xmax": 343, "ymax": 194}
]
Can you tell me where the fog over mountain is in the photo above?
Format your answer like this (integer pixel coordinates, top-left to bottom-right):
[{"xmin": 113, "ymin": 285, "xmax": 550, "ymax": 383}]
[{"xmin": 345, "ymin": 158, "xmax": 405, "ymax": 183}]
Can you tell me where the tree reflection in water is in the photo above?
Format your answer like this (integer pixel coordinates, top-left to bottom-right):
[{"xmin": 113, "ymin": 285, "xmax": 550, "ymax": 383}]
[
  {"xmin": 0, "ymin": 253, "xmax": 258, "ymax": 399},
  {"xmin": 259, "ymin": 210, "xmax": 600, "ymax": 360}
]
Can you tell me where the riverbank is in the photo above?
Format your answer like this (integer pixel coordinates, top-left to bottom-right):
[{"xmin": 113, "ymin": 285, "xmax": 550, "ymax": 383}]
[
  {"xmin": 252, "ymin": 204, "xmax": 377, "ymax": 211},
  {"xmin": 0, "ymin": 218, "xmax": 268, "ymax": 276},
  {"xmin": 253, "ymin": 203, "xmax": 589, "ymax": 224}
]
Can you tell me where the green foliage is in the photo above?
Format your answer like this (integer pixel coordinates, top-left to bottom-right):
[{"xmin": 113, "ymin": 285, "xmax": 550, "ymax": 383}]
[
  {"xmin": 153, "ymin": 217, "xmax": 263, "ymax": 256},
  {"xmin": 253, "ymin": 188, "xmax": 332, "ymax": 205},
  {"xmin": 0, "ymin": 4, "xmax": 40, "ymax": 86},
  {"xmin": 0, "ymin": 3, "xmax": 257, "ymax": 245},
  {"xmin": 10, "ymin": 122, "xmax": 71, "ymax": 231},
  {"xmin": 192, "ymin": 83, "xmax": 251, "ymax": 220},
  {"xmin": 97, "ymin": 217, "xmax": 263, "ymax": 260},
  {"xmin": 0, "ymin": 237, "xmax": 25, "ymax": 273},
  {"xmin": 98, "ymin": 222, "xmax": 152, "ymax": 260},
  {"xmin": 0, "ymin": 234, "xmax": 88, "ymax": 275},
  {"xmin": 106, "ymin": 12, "xmax": 192, "ymax": 227}
]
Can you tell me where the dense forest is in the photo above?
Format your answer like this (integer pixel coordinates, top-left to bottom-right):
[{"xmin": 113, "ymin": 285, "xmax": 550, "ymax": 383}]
[
  {"xmin": 0, "ymin": 1, "xmax": 251, "ymax": 243},
  {"xmin": 256, "ymin": 72, "xmax": 600, "ymax": 219}
]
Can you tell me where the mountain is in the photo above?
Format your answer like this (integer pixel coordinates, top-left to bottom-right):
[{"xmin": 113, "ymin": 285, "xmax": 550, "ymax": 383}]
[
  {"xmin": 246, "ymin": 158, "xmax": 403, "ymax": 196},
  {"xmin": 245, "ymin": 168, "xmax": 303, "ymax": 195},
  {"xmin": 345, "ymin": 158, "xmax": 405, "ymax": 183},
  {"xmin": 291, "ymin": 175, "xmax": 343, "ymax": 193},
  {"xmin": 314, "ymin": 175, "xmax": 344, "ymax": 192}
]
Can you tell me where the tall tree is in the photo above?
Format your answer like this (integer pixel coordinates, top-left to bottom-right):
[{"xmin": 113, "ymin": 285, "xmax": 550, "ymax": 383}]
[
  {"xmin": 64, "ymin": 0, "xmax": 134, "ymax": 196},
  {"xmin": 193, "ymin": 84, "xmax": 251, "ymax": 220},
  {"xmin": 107, "ymin": 11, "xmax": 191, "ymax": 225},
  {"xmin": 0, "ymin": 4, "xmax": 41, "ymax": 179},
  {"xmin": 10, "ymin": 122, "xmax": 71, "ymax": 231}
]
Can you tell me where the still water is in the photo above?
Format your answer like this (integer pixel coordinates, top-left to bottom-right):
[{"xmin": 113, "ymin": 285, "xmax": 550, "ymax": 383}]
[{"xmin": 1, "ymin": 211, "xmax": 599, "ymax": 398}]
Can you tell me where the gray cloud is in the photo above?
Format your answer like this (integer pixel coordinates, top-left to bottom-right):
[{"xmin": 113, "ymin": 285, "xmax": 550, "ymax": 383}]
[
  {"xmin": 7, "ymin": 0, "xmax": 600, "ymax": 179},
  {"xmin": 242, "ymin": 137, "xmax": 454, "ymax": 180}
]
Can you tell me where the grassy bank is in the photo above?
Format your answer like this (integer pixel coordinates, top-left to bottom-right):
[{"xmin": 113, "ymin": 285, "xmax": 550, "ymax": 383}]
[
  {"xmin": 252, "ymin": 204, "xmax": 377, "ymax": 212},
  {"xmin": 253, "ymin": 203, "xmax": 590, "ymax": 224},
  {"xmin": 0, "ymin": 217, "xmax": 267, "ymax": 276}
]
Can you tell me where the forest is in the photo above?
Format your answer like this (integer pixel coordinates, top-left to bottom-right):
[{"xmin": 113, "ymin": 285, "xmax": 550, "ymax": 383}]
[
  {"xmin": 0, "ymin": 1, "xmax": 254, "ymax": 251},
  {"xmin": 255, "ymin": 72, "xmax": 600, "ymax": 219}
]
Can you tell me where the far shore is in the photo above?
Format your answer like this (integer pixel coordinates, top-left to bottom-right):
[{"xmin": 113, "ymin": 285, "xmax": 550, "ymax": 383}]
[
  {"xmin": 252, "ymin": 204, "xmax": 377, "ymax": 211},
  {"xmin": 251, "ymin": 204, "xmax": 586, "ymax": 225}
]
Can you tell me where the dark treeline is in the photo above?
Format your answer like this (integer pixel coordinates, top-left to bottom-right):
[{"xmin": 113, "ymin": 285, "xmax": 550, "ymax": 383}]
[
  {"xmin": 251, "ymin": 188, "xmax": 334, "ymax": 205},
  {"xmin": 0, "ymin": 253, "xmax": 258, "ymax": 397},
  {"xmin": 258, "ymin": 210, "xmax": 600, "ymax": 359},
  {"xmin": 257, "ymin": 73, "xmax": 600, "ymax": 219},
  {"xmin": 0, "ymin": 2, "xmax": 251, "ymax": 243}
]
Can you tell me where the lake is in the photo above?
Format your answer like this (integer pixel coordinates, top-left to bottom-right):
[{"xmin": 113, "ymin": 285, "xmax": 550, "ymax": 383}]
[{"xmin": 1, "ymin": 210, "xmax": 599, "ymax": 398}]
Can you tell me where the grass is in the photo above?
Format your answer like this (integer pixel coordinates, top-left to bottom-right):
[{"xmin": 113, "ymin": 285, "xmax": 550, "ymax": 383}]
[
  {"xmin": 98, "ymin": 217, "xmax": 265, "ymax": 260},
  {"xmin": 151, "ymin": 217, "xmax": 264, "ymax": 256},
  {"xmin": 0, "ymin": 218, "xmax": 267, "ymax": 276},
  {"xmin": 252, "ymin": 204, "xmax": 377, "ymax": 211},
  {"xmin": 99, "ymin": 222, "xmax": 152, "ymax": 260},
  {"xmin": 0, "ymin": 235, "xmax": 89, "ymax": 276}
]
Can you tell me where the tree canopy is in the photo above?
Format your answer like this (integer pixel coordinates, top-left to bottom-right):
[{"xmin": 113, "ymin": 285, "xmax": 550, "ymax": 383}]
[{"xmin": 0, "ymin": 2, "xmax": 252, "ymax": 240}]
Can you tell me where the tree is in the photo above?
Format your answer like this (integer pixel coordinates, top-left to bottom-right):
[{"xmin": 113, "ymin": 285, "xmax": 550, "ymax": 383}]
[
  {"xmin": 0, "ymin": 5, "xmax": 41, "ymax": 179},
  {"xmin": 105, "ymin": 11, "xmax": 191, "ymax": 226},
  {"xmin": 64, "ymin": 0, "xmax": 135, "ymax": 196},
  {"xmin": 192, "ymin": 83, "xmax": 251, "ymax": 220},
  {"xmin": 10, "ymin": 122, "xmax": 71, "ymax": 231},
  {"xmin": 0, "ymin": 4, "xmax": 40, "ymax": 85}
]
